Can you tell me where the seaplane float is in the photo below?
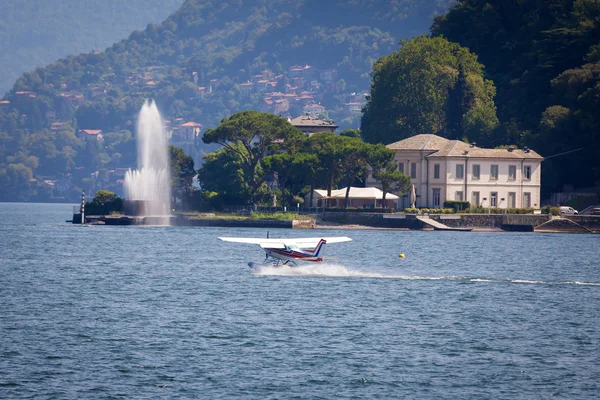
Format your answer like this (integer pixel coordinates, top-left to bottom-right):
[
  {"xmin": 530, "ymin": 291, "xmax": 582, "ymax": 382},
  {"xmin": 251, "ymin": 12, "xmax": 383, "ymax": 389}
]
[{"xmin": 218, "ymin": 236, "xmax": 352, "ymax": 268}]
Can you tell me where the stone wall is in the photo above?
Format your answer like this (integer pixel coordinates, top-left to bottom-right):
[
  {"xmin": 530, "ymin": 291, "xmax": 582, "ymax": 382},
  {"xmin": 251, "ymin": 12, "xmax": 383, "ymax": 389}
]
[
  {"xmin": 321, "ymin": 212, "xmax": 561, "ymax": 231},
  {"xmin": 320, "ymin": 212, "xmax": 421, "ymax": 229},
  {"xmin": 429, "ymin": 214, "xmax": 504, "ymax": 229},
  {"xmin": 564, "ymin": 216, "xmax": 600, "ymax": 231}
]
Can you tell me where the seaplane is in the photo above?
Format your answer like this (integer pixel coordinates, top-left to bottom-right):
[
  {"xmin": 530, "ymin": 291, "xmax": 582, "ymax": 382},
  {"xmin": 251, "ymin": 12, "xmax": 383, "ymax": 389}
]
[{"xmin": 218, "ymin": 236, "xmax": 352, "ymax": 267}]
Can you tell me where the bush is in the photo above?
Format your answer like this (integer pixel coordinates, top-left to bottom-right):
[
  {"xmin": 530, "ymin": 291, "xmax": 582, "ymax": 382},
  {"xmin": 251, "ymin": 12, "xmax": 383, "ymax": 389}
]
[
  {"xmin": 404, "ymin": 207, "xmax": 454, "ymax": 214},
  {"xmin": 542, "ymin": 206, "xmax": 560, "ymax": 215},
  {"xmin": 465, "ymin": 207, "xmax": 536, "ymax": 214},
  {"xmin": 444, "ymin": 200, "xmax": 470, "ymax": 212},
  {"xmin": 85, "ymin": 196, "xmax": 123, "ymax": 215},
  {"xmin": 317, "ymin": 207, "xmax": 394, "ymax": 213}
]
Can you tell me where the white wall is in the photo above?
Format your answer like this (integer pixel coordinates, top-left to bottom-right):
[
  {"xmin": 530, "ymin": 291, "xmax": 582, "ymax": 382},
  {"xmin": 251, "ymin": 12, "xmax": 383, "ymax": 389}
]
[{"xmin": 371, "ymin": 149, "xmax": 542, "ymax": 210}]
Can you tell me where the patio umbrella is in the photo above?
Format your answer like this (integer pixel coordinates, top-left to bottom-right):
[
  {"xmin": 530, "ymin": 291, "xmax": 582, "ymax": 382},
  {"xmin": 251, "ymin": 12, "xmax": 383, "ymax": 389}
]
[{"xmin": 410, "ymin": 184, "xmax": 416, "ymax": 208}]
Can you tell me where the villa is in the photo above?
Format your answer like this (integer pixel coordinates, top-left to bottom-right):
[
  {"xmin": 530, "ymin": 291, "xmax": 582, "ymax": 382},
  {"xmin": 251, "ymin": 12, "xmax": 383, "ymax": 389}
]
[{"xmin": 366, "ymin": 134, "xmax": 543, "ymax": 210}]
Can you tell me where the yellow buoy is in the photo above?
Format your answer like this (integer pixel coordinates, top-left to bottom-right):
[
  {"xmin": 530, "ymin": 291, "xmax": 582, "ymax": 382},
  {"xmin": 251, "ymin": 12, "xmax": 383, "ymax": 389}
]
[{"xmin": 399, "ymin": 253, "xmax": 405, "ymax": 258}]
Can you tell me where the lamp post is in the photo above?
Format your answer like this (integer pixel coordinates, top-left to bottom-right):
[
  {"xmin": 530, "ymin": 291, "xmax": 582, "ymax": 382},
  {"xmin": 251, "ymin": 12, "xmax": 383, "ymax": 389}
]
[{"xmin": 80, "ymin": 190, "xmax": 85, "ymax": 224}]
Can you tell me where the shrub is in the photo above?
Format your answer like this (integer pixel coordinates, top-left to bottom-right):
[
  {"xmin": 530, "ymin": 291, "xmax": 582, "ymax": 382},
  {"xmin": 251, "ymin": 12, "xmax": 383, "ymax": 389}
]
[
  {"xmin": 85, "ymin": 190, "xmax": 123, "ymax": 215},
  {"xmin": 465, "ymin": 207, "xmax": 537, "ymax": 214},
  {"xmin": 542, "ymin": 206, "xmax": 560, "ymax": 215},
  {"xmin": 444, "ymin": 200, "xmax": 470, "ymax": 212}
]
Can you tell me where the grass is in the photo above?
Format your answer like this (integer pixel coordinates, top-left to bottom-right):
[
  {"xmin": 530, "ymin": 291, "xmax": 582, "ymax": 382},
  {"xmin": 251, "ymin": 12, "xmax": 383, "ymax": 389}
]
[{"xmin": 185, "ymin": 212, "xmax": 313, "ymax": 221}]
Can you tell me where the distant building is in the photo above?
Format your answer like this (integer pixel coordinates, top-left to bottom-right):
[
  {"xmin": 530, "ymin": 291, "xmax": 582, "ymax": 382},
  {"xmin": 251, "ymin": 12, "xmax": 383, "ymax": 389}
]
[
  {"xmin": 344, "ymin": 102, "xmax": 363, "ymax": 114},
  {"xmin": 366, "ymin": 134, "xmax": 543, "ymax": 209},
  {"xmin": 290, "ymin": 114, "xmax": 337, "ymax": 136},
  {"xmin": 239, "ymin": 82, "xmax": 253, "ymax": 97},
  {"xmin": 50, "ymin": 121, "xmax": 69, "ymax": 131},
  {"xmin": 319, "ymin": 68, "xmax": 337, "ymax": 83},
  {"xmin": 304, "ymin": 187, "xmax": 399, "ymax": 208},
  {"xmin": 172, "ymin": 122, "xmax": 202, "ymax": 142},
  {"xmin": 79, "ymin": 129, "xmax": 103, "ymax": 140},
  {"xmin": 303, "ymin": 103, "xmax": 325, "ymax": 117}
]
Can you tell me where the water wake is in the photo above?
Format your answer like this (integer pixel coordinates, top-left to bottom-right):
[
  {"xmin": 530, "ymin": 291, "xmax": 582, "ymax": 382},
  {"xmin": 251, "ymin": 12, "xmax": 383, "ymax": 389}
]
[{"xmin": 252, "ymin": 263, "xmax": 600, "ymax": 286}]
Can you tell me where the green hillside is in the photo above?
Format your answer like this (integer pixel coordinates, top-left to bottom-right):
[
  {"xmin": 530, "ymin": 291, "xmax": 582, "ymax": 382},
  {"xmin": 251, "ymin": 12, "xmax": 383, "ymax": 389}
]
[
  {"xmin": 0, "ymin": 0, "xmax": 452, "ymax": 202},
  {"xmin": 0, "ymin": 0, "xmax": 184, "ymax": 96}
]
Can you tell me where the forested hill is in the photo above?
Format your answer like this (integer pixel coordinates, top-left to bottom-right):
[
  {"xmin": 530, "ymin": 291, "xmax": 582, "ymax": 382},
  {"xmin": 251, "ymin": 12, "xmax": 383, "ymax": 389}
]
[
  {"xmin": 0, "ymin": 0, "xmax": 452, "ymax": 202},
  {"xmin": 5, "ymin": 0, "xmax": 453, "ymax": 132},
  {"xmin": 432, "ymin": 0, "xmax": 600, "ymax": 195},
  {"xmin": 0, "ymin": 0, "xmax": 184, "ymax": 96}
]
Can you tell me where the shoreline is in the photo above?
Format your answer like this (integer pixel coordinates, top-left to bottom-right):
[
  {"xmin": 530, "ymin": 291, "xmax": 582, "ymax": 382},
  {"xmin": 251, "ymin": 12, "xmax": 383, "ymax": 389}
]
[{"xmin": 71, "ymin": 211, "xmax": 599, "ymax": 233}]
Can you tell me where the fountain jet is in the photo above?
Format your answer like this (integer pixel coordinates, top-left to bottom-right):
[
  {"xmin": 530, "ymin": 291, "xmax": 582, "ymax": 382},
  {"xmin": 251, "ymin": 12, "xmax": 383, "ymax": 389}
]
[{"xmin": 123, "ymin": 100, "xmax": 171, "ymax": 225}]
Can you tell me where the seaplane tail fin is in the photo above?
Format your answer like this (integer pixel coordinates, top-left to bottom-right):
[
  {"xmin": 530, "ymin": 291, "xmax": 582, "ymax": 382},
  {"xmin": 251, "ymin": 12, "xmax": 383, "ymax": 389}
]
[{"xmin": 312, "ymin": 239, "xmax": 327, "ymax": 257}]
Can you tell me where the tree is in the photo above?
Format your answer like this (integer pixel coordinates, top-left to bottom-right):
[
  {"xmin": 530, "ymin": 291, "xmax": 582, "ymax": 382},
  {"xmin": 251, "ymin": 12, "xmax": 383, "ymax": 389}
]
[
  {"xmin": 361, "ymin": 35, "xmax": 498, "ymax": 146},
  {"xmin": 196, "ymin": 145, "xmax": 252, "ymax": 207},
  {"xmin": 202, "ymin": 110, "xmax": 304, "ymax": 203},
  {"xmin": 339, "ymin": 128, "xmax": 361, "ymax": 138},
  {"xmin": 366, "ymin": 143, "xmax": 411, "ymax": 207},
  {"xmin": 169, "ymin": 145, "xmax": 196, "ymax": 208},
  {"xmin": 87, "ymin": 189, "xmax": 123, "ymax": 215},
  {"xmin": 306, "ymin": 133, "xmax": 346, "ymax": 199},
  {"xmin": 262, "ymin": 151, "xmax": 319, "ymax": 207},
  {"xmin": 373, "ymin": 164, "xmax": 411, "ymax": 207},
  {"xmin": 92, "ymin": 189, "xmax": 117, "ymax": 205}
]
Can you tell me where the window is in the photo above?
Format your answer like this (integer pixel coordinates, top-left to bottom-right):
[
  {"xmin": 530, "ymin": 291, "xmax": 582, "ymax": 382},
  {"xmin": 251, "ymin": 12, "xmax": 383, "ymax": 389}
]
[
  {"xmin": 523, "ymin": 165, "xmax": 531, "ymax": 180},
  {"xmin": 455, "ymin": 191, "xmax": 463, "ymax": 201},
  {"xmin": 471, "ymin": 191, "xmax": 480, "ymax": 206},
  {"xmin": 508, "ymin": 192, "xmax": 516, "ymax": 208},
  {"xmin": 490, "ymin": 192, "xmax": 498, "ymax": 207},
  {"xmin": 433, "ymin": 164, "xmax": 440, "ymax": 179},
  {"xmin": 523, "ymin": 192, "xmax": 531, "ymax": 208},
  {"xmin": 472, "ymin": 164, "xmax": 480, "ymax": 180},
  {"xmin": 410, "ymin": 162, "xmax": 417, "ymax": 179},
  {"xmin": 456, "ymin": 164, "xmax": 464, "ymax": 179},
  {"xmin": 432, "ymin": 188, "xmax": 441, "ymax": 208},
  {"xmin": 490, "ymin": 164, "xmax": 499, "ymax": 180},
  {"xmin": 508, "ymin": 165, "xmax": 516, "ymax": 180},
  {"xmin": 398, "ymin": 162, "xmax": 404, "ymax": 174}
]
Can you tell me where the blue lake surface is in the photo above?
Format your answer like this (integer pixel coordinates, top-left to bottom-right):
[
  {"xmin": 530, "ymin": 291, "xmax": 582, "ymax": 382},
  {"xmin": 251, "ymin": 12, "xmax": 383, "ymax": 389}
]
[{"xmin": 1, "ymin": 202, "xmax": 600, "ymax": 399}]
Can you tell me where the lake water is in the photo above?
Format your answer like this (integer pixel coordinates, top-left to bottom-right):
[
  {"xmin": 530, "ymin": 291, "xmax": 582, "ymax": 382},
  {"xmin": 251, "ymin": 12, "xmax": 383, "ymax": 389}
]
[{"xmin": 1, "ymin": 202, "xmax": 599, "ymax": 399}]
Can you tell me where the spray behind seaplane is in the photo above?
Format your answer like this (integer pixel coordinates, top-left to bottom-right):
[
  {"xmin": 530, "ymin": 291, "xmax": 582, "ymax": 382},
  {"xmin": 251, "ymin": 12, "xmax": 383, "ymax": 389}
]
[{"xmin": 218, "ymin": 236, "xmax": 352, "ymax": 268}]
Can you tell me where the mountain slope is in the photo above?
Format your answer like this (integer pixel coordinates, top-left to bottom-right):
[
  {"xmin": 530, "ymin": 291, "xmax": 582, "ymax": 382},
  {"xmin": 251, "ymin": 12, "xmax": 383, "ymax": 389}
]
[
  {"xmin": 0, "ymin": 0, "xmax": 184, "ymax": 96},
  {"xmin": 0, "ymin": 0, "xmax": 453, "ymax": 201}
]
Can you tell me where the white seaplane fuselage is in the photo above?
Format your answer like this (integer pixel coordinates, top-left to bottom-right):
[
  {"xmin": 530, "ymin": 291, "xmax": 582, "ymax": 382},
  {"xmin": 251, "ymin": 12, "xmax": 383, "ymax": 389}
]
[{"xmin": 218, "ymin": 236, "xmax": 352, "ymax": 267}]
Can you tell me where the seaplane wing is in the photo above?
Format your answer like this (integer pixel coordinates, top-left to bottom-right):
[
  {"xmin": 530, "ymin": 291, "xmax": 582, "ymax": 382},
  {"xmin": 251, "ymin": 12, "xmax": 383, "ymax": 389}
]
[
  {"xmin": 219, "ymin": 236, "xmax": 352, "ymax": 267},
  {"xmin": 218, "ymin": 236, "xmax": 352, "ymax": 249}
]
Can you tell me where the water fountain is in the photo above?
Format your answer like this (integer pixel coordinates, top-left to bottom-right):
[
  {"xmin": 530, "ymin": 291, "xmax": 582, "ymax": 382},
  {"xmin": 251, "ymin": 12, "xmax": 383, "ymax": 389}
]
[{"xmin": 123, "ymin": 100, "xmax": 171, "ymax": 225}]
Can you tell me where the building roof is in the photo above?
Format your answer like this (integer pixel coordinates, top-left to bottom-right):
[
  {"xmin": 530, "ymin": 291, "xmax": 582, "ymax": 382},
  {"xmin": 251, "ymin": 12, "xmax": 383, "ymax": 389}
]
[
  {"xmin": 387, "ymin": 134, "xmax": 450, "ymax": 151},
  {"xmin": 290, "ymin": 114, "xmax": 338, "ymax": 129},
  {"xmin": 387, "ymin": 134, "xmax": 543, "ymax": 159},
  {"xmin": 427, "ymin": 140, "xmax": 543, "ymax": 159},
  {"xmin": 312, "ymin": 187, "xmax": 399, "ymax": 200},
  {"xmin": 80, "ymin": 129, "xmax": 102, "ymax": 135},
  {"xmin": 303, "ymin": 104, "xmax": 325, "ymax": 110},
  {"xmin": 179, "ymin": 122, "xmax": 203, "ymax": 127}
]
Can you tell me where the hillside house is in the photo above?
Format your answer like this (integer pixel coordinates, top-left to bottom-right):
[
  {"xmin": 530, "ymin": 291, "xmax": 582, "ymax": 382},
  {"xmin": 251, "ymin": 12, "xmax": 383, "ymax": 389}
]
[
  {"xmin": 366, "ymin": 134, "xmax": 543, "ymax": 210},
  {"xmin": 303, "ymin": 104, "xmax": 325, "ymax": 117},
  {"xmin": 319, "ymin": 69, "xmax": 337, "ymax": 83},
  {"xmin": 172, "ymin": 122, "xmax": 202, "ymax": 142},
  {"xmin": 344, "ymin": 102, "xmax": 363, "ymax": 114},
  {"xmin": 239, "ymin": 82, "xmax": 253, "ymax": 97},
  {"xmin": 290, "ymin": 114, "xmax": 337, "ymax": 136},
  {"xmin": 79, "ymin": 129, "xmax": 103, "ymax": 140}
]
